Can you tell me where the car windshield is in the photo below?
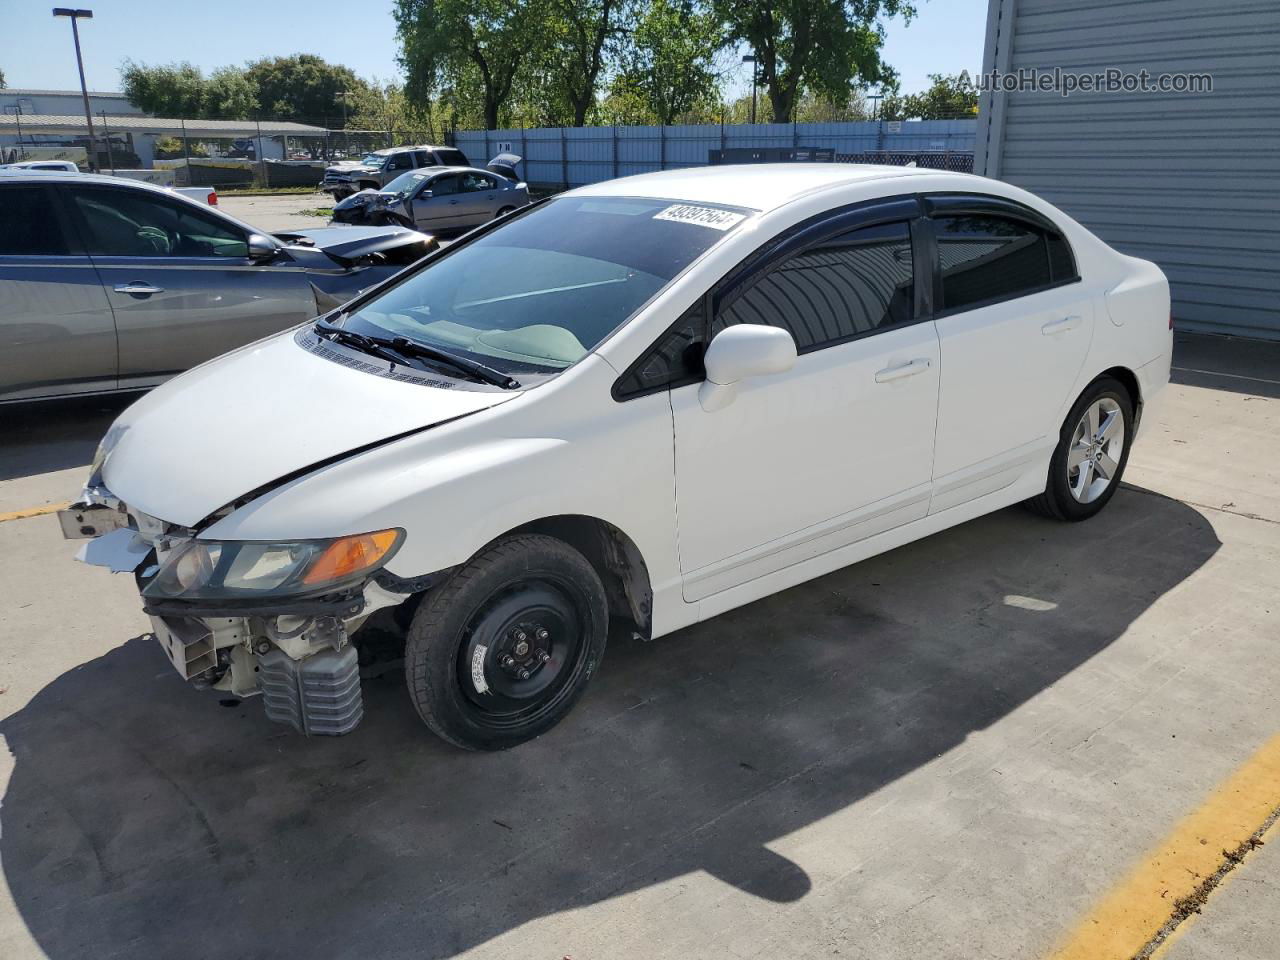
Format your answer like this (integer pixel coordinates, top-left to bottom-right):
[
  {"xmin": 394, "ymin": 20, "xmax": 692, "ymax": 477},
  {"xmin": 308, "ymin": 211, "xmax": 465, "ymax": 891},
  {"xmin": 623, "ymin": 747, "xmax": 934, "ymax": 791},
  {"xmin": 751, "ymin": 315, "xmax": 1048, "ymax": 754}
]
[
  {"xmin": 360, "ymin": 153, "xmax": 388, "ymax": 169},
  {"xmin": 383, "ymin": 170, "xmax": 431, "ymax": 197},
  {"xmin": 339, "ymin": 196, "xmax": 751, "ymax": 379}
]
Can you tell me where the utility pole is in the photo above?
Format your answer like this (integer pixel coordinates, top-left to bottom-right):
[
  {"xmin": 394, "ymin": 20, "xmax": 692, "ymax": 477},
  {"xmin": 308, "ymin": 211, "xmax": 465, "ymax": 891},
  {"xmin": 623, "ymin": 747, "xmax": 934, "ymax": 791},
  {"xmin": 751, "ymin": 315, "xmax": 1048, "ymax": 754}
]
[
  {"xmin": 53, "ymin": 8, "xmax": 98, "ymax": 172},
  {"xmin": 742, "ymin": 53, "xmax": 758, "ymax": 124}
]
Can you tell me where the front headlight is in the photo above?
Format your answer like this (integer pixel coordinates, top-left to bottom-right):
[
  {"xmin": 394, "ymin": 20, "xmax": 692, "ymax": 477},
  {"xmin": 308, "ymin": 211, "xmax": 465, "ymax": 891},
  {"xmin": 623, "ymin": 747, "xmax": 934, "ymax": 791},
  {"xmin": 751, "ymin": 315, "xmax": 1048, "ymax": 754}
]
[{"xmin": 142, "ymin": 529, "xmax": 403, "ymax": 601}]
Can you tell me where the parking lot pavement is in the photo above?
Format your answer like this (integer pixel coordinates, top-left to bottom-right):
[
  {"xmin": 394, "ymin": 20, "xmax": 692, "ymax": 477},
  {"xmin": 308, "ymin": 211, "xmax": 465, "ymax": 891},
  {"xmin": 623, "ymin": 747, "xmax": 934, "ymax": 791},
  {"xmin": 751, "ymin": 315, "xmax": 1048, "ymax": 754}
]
[
  {"xmin": 218, "ymin": 192, "xmax": 333, "ymax": 232},
  {"xmin": 0, "ymin": 333, "xmax": 1276, "ymax": 960}
]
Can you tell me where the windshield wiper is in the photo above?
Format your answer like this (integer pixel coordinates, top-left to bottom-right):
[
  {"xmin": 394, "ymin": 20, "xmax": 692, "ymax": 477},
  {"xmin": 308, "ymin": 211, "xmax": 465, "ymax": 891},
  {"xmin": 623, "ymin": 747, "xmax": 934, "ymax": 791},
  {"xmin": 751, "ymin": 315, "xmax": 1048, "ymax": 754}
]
[
  {"xmin": 386, "ymin": 336, "xmax": 521, "ymax": 389},
  {"xmin": 315, "ymin": 320, "xmax": 520, "ymax": 389},
  {"xmin": 315, "ymin": 321, "xmax": 410, "ymax": 367}
]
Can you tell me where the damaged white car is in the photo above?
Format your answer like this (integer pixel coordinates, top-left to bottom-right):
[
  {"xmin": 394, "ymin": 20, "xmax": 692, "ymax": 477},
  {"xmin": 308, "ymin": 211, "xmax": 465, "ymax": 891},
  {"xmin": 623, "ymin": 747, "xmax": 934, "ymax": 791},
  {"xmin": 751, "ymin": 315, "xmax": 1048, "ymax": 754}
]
[{"xmin": 64, "ymin": 165, "xmax": 1172, "ymax": 750}]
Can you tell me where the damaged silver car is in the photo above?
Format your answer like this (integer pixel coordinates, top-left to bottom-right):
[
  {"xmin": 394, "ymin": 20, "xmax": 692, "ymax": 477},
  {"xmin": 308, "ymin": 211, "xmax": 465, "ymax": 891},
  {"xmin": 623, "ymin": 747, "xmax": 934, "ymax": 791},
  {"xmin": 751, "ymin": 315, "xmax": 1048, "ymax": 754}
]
[{"xmin": 0, "ymin": 171, "xmax": 438, "ymax": 403}]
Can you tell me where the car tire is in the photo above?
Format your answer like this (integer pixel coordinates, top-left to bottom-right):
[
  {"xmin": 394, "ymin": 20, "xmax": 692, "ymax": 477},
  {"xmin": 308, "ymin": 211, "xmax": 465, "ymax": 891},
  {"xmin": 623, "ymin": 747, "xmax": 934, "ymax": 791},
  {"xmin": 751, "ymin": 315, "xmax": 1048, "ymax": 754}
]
[
  {"xmin": 496, "ymin": 205, "xmax": 516, "ymax": 217},
  {"xmin": 404, "ymin": 534, "xmax": 608, "ymax": 750},
  {"xmin": 1026, "ymin": 375, "xmax": 1135, "ymax": 522}
]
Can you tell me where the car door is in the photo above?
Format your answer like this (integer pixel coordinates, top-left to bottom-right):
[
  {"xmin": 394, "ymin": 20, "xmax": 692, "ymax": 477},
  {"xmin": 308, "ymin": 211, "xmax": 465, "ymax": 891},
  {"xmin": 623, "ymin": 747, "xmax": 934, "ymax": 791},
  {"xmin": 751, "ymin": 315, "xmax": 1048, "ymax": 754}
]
[
  {"xmin": 0, "ymin": 181, "xmax": 118, "ymax": 402},
  {"xmin": 457, "ymin": 172, "xmax": 501, "ymax": 225},
  {"xmin": 63, "ymin": 183, "xmax": 318, "ymax": 387},
  {"xmin": 412, "ymin": 173, "xmax": 465, "ymax": 230},
  {"xmin": 924, "ymin": 195, "xmax": 1095, "ymax": 512},
  {"xmin": 664, "ymin": 208, "xmax": 941, "ymax": 602}
]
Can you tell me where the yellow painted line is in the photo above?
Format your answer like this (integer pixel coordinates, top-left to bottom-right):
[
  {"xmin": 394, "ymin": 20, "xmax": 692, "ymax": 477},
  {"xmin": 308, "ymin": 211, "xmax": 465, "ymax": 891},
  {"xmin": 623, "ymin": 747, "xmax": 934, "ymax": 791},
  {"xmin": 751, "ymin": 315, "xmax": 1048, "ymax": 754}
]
[
  {"xmin": 0, "ymin": 501, "xmax": 70, "ymax": 524},
  {"xmin": 1048, "ymin": 734, "xmax": 1280, "ymax": 960}
]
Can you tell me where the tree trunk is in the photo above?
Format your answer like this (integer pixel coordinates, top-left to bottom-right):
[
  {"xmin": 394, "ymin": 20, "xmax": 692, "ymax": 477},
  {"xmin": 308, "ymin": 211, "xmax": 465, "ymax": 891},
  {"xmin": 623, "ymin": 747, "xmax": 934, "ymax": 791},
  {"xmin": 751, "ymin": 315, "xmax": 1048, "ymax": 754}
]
[
  {"xmin": 768, "ymin": 86, "xmax": 794, "ymax": 124},
  {"xmin": 484, "ymin": 93, "xmax": 500, "ymax": 131}
]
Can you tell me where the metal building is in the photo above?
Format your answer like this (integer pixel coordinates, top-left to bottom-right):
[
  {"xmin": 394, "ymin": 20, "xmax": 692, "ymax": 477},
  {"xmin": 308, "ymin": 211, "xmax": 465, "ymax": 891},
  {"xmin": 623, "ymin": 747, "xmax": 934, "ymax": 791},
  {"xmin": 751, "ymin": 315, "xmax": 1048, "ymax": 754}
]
[{"xmin": 976, "ymin": 0, "xmax": 1280, "ymax": 340}]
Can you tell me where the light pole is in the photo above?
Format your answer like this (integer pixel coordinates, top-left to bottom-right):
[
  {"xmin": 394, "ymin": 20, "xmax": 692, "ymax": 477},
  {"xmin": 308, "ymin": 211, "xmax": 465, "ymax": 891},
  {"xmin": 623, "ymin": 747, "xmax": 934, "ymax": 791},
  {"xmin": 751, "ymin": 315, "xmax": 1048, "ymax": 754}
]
[
  {"xmin": 52, "ymin": 8, "xmax": 98, "ymax": 172},
  {"xmin": 742, "ymin": 54, "xmax": 758, "ymax": 124}
]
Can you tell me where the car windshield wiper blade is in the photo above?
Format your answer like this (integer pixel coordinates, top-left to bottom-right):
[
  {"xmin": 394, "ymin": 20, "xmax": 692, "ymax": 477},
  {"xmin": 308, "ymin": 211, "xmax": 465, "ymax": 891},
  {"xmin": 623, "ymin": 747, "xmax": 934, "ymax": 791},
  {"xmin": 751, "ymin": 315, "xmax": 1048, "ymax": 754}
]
[
  {"xmin": 387, "ymin": 337, "xmax": 521, "ymax": 389},
  {"xmin": 315, "ymin": 320, "xmax": 411, "ymax": 368},
  {"xmin": 315, "ymin": 320, "xmax": 520, "ymax": 389}
]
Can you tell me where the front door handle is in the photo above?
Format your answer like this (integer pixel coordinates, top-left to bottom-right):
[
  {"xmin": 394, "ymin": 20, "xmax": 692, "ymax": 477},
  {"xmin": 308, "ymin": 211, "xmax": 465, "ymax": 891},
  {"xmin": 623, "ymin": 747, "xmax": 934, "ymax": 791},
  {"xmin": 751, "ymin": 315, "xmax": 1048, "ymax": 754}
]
[
  {"xmin": 113, "ymin": 282, "xmax": 164, "ymax": 296},
  {"xmin": 874, "ymin": 358, "xmax": 932, "ymax": 383},
  {"xmin": 1042, "ymin": 315, "xmax": 1082, "ymax": 336}
]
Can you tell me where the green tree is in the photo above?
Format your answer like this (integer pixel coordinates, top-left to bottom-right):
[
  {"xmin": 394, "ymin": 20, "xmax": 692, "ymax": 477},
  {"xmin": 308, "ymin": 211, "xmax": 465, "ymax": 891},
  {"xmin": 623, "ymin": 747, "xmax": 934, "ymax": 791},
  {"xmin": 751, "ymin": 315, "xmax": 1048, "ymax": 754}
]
[
  {"xmin": 396, "ymin": 0, "xmax": 548, "ymax": 131},
  {"xmin": 880, "ymin": 71, "xmax": 978, "ymax": 120},
  {"xmin": 119, "ymin": 61, "xmax": 258, "ymax": 119},
  {"xmin": 539, "ymin": 0, "xmax": 631, "ymax": 126},
  {"xmin": 610, "ymin": 0, "xmax": 721, "ymax": 125},
  {"xmin": 120, "ymin": 60, "xmax": 209, "ymax": 117},
  {"xmin": 244, "ymin": 54, "xmax": 369, "ymax": 127},
  {"xmin": 715, "ymin": 0, "xmax": 914, "ymax": 123},
  {"xmin": 204, "ymin": 66, "xmax": 259, "ymax": 119},
  {"xmin": 0, "ymin": 68, "xmax": 7, "ymax": 89}
]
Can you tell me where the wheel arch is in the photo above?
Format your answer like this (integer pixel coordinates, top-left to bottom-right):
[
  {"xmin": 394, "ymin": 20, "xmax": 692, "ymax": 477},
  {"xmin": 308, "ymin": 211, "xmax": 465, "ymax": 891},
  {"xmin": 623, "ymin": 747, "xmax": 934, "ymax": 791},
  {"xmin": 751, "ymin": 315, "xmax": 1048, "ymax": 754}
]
[{"xmin": 504, "ymin": 514, "xmax": 654, "ymax": 640}]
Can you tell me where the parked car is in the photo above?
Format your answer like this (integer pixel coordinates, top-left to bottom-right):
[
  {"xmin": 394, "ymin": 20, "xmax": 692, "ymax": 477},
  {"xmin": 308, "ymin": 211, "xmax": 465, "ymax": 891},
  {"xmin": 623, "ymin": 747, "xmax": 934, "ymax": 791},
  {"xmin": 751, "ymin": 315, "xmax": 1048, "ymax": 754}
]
[
  {"xmin": 65, "ymin": 165, "xmax": 1171, "ymax": 749},
  {"xmin": 1, "ymin": 159, "xmax": 81, "ymax": 172},
  {"xmin": 0, "ymin": 170, "xmax": 439, "ymax": 403},
  {"xmin": 332, "ymin": 157, "xmax": 530, "ymax": 232},
  {"xmin": 320, "ymin": 144, "xmax": 471, "ymax": 201}
]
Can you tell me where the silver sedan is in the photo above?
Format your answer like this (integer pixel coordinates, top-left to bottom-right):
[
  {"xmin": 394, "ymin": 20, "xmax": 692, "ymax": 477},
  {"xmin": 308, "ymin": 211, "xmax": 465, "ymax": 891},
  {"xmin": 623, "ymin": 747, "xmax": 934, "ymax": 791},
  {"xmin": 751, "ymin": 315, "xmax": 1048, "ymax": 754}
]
[
  {"xmin": 332, "ymin": 163, "xmax": 531, "ymax": 233},
  {"xmin": 0, "ymin": 171, "xmax": 438, "ymax": 404}
]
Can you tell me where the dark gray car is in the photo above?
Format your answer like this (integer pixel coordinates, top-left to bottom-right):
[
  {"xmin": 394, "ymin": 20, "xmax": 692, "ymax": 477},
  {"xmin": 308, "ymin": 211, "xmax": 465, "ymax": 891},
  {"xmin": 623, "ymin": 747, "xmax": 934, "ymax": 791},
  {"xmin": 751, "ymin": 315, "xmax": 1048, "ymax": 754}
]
[{"xmin": 0, "ymin": 171, "xmax": 438, "ymax": 403}]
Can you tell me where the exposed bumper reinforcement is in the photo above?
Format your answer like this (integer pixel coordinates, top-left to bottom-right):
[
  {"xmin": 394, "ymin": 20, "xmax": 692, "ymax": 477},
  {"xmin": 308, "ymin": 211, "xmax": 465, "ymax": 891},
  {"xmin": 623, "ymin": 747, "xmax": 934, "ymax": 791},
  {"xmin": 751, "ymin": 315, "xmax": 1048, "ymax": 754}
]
[{"xmin": 257, "ymin": 645, "xmax": 364, "ymax": 736}]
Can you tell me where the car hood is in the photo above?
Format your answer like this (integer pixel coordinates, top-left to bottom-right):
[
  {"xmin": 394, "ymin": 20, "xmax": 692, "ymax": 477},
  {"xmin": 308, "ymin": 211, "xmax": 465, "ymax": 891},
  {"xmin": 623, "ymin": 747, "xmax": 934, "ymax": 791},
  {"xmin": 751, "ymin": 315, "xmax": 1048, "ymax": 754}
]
[
  {"xmin": 273, "ymin": 225, "xmax": 433, "ymax": 263},
  {"xmin": 325, "ymin": 164, "xmax": 376, "ymax": 177},
  {"xmin": 101, "ymin": 328, "xmax": 517, "ymax": 528}
]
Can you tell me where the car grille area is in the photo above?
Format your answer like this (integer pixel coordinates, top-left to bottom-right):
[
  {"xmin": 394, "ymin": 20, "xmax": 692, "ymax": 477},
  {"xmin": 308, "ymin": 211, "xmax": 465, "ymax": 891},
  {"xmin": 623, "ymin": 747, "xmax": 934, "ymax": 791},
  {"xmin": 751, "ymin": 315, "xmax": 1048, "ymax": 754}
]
[{"xmin": 257, "ymin": 645, "xmax": 363, "ymax": 736}]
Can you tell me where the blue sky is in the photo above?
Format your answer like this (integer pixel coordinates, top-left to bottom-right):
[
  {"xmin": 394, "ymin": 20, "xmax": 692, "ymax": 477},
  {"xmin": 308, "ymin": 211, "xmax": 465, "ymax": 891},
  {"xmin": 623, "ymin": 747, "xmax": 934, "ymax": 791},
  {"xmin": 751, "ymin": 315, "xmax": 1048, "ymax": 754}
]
[{"xmin": 2, "ymin": 0, "xmax": 989, "ymax": 99}]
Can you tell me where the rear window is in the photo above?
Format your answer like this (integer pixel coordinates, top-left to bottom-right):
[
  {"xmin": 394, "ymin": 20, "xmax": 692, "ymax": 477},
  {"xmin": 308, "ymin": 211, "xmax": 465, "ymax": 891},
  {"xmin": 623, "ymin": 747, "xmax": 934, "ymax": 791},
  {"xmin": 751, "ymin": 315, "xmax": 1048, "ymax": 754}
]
[
  {"xmin": 0, "ymin": 186, "xmax": 68, "ymax": 255},
  {"xmin": 342, "ymin": 196, "xmax": 750, "ymax": 376},
  {"xmin": 434, "ymin": 148, "xmax": 469, "ymax": 167}
]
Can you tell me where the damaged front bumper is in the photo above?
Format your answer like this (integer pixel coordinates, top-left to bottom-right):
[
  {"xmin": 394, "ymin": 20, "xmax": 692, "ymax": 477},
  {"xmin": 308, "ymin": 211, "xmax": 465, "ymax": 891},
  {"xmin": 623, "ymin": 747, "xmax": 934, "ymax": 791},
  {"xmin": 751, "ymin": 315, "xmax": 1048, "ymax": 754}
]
[{"xmin": 61, "ymin": 488, "xmax": 418, "ymax": 736}]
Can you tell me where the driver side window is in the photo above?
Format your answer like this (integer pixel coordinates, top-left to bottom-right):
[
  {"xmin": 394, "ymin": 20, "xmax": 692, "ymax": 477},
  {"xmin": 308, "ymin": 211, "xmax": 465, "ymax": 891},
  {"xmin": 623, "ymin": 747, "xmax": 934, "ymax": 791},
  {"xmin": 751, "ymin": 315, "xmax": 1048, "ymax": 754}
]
[
  {"xmin": 68, "ymin": 187, "xmax": 248, "ymax": 258},
  {"xmin": 428, "ymin": 175, "xmax": 459, "ymax": 196}
]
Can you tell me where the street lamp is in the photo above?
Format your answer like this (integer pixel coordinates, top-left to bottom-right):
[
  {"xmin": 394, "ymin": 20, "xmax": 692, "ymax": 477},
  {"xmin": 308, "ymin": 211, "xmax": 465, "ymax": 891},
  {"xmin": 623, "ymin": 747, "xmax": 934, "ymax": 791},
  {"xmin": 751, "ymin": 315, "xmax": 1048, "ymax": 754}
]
[
  {"xmin": 52, "ymin": 8, "xmax": 98, "ymax": 173},
  {"xmin": 742, "ymin": 54, "xmax": 758, "ymax": 124}
]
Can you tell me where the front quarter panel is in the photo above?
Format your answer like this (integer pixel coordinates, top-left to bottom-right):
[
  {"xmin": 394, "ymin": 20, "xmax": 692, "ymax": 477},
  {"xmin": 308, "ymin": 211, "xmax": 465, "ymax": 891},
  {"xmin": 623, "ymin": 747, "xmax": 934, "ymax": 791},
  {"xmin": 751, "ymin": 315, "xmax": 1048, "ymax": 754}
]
[{"xmin": 203, "ymin": 355, "xmax": 688, "ymax": 635}]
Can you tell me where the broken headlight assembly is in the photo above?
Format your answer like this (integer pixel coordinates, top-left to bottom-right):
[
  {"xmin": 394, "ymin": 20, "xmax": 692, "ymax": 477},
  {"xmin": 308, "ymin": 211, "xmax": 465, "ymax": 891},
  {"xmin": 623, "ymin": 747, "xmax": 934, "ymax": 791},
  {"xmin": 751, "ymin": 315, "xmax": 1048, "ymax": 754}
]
[{"xmin": 141, "ymin": 529, "xmax": 403, "ymax": 601}]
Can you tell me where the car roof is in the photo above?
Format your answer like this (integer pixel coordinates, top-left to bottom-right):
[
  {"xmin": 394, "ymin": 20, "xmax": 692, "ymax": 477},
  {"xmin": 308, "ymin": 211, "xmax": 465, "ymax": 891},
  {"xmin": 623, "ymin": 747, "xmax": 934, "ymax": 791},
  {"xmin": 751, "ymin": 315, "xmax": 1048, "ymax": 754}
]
[
  {"xmin": 570, "ymin": 163, "xmax": 965, "ymax": 213},
  {"xmin": 0, "ymin": 168, "xmax": 172, "ymax": 191},
  {"xmin": 373, "ymin": 144, "xmax": 458, "ymax": 155}
]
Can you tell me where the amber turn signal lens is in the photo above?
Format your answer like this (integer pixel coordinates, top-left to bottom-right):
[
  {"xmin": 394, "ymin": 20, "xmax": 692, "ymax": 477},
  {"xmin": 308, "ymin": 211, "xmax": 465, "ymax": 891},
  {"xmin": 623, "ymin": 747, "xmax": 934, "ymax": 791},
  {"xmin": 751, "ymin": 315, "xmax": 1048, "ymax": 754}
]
[{"xmin": 302, "ymin": 529, "xmax": 402, "ymax": 585}]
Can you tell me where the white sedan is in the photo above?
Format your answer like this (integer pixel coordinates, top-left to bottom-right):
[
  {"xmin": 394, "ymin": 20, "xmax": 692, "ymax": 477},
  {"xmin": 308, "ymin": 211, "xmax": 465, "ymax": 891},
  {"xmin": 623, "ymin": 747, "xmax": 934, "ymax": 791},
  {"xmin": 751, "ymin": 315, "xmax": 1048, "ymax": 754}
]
[{"xmin": 67, "ymin": 164, "xmax": 1172, "ymax": 749}]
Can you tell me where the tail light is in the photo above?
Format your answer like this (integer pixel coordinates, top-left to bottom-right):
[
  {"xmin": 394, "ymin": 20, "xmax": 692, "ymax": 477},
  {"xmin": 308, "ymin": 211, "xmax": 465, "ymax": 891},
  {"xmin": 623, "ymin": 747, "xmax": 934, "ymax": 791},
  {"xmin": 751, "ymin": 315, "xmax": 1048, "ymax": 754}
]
[
  {"xmin": 207, "ymin": 191, "xmax": 218, "ymax": 206},
  {"xmin": 1169, "ymin": 311, "xmax": 1174, "ymax": 330}
]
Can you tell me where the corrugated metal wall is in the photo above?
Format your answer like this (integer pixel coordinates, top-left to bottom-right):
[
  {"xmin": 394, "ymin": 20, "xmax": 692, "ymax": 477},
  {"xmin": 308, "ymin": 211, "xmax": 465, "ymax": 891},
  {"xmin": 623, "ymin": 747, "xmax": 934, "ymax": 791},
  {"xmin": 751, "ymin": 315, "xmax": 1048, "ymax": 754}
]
[
  {"xmin": 977, "ymin": 0, "xmax": 1280, "ymax": 339},
  {"xmin": 455, "ymin": 120, "xmax": 975, "ymax": 190}
]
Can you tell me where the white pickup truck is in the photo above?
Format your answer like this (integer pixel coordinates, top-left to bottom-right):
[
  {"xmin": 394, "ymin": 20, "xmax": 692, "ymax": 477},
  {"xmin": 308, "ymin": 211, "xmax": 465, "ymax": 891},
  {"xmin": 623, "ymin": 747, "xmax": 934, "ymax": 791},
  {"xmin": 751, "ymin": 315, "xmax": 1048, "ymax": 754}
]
[{"xmin": 171, "ymin": 186, "xmax": 219, "ymax": 206}]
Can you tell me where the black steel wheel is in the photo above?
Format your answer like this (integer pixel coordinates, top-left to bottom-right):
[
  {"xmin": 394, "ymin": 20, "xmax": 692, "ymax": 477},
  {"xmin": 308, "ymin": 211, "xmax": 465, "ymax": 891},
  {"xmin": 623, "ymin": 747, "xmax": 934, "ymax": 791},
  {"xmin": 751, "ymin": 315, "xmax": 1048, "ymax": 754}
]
[{"xmin": 404, "ymin": 534, "xmax": 608, "ymax": 750}]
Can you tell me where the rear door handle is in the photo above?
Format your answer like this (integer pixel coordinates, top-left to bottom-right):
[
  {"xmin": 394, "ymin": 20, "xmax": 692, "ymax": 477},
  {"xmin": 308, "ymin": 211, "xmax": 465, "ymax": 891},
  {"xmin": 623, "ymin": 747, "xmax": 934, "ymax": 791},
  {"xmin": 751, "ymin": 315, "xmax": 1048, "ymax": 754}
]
[
  {"xmin": 1042, "ymin": 315, "xmax": 1082, "ymax": 336},
  {"xmin": 113, "ymin": 282, "xmax": 164, "ymax": 296},
  {"xmin": 874, "ymin": 358, "xmax": 932, "ymax": 383}
]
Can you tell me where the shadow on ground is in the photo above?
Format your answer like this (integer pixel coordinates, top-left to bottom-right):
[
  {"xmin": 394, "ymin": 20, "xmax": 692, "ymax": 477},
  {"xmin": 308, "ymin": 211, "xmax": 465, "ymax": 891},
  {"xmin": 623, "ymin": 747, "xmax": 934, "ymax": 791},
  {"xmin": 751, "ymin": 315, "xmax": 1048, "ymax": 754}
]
[
  {"xmin": 1171, "ymin": 332, "xmax": 1280, "ymax": 400},
  {"xmin": 0, "ymin": 394, "xmax": 136, "ymax": 482},
  {"xmin": 1, "ymin": 487, "xmax": 1218, "ymax": 959}
]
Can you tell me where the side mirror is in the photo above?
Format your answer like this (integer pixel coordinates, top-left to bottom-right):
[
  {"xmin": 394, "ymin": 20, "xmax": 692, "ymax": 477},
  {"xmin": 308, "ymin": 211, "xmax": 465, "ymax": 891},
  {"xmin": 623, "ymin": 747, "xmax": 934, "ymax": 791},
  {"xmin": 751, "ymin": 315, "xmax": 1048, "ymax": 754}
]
[
  {"xmin": 699, "ymin": 324, "xmax": 797, "ymax": 412},
  {"xmin": 246, "ymin": 233, "xmax": 278, "ymax": 261},
  {"xmin": 418, "ymin": 189, "xmax": 433, "ymax": 200}
]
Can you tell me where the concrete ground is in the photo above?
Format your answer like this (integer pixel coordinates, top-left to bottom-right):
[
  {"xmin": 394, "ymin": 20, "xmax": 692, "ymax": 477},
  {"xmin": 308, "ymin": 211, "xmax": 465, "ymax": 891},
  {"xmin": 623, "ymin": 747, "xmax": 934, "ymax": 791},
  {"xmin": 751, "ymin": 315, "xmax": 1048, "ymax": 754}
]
[
  {"xmin": 219, "ymin": 191, "xmax": 334, "ymax": 232},
  {"xmin": 0, "ymin": 333, "xmax": 1276, "ymax": 959}
]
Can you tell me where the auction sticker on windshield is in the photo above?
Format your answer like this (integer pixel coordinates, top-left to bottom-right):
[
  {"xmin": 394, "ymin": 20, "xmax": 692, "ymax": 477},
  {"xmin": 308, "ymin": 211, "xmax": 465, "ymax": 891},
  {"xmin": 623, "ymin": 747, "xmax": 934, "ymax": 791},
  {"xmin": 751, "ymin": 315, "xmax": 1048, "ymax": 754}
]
[{"xmin": 653, "ymin": 204, "xmax": 746, "ymax": 230}]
